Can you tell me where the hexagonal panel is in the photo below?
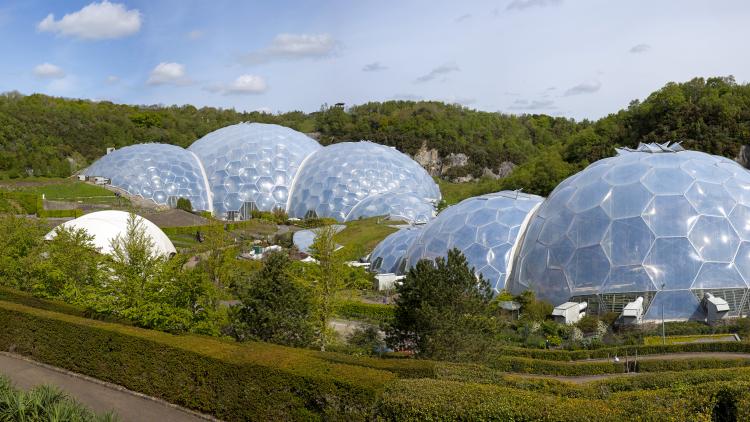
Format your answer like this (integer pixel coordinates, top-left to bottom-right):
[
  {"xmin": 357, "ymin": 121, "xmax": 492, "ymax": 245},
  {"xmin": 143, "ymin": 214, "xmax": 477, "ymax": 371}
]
[
  {"xmin": 602, "ymin": 182, "xmax": 652, "ymax": 219},
  {"xmin": 643, "ymin": 195, "xmax": 698, "ymax": 237},
  {"xmin": 610, "ymin": 217, "xmax": 654, "ymax": 266},
  {"xmin": 686, "ymin": 182, "xmax": 735, "ymax": 217},
  {"xmin": 689, "ymin": 216, "xmax": 740, "ymax": 262},
  {"xmin": 642, "ymin": 167, "xmax": 693, "ymax": 195},
  {"xmin": 644, "ymin": 237, "xmax": 701, "ymax": 290},
  {"xmin": 692, "ymin": 262, "xmax": 746, "ymax": 290},
  {"xmin": 566, "ymin": 245, "xmax": 610, "ymax": 290}
]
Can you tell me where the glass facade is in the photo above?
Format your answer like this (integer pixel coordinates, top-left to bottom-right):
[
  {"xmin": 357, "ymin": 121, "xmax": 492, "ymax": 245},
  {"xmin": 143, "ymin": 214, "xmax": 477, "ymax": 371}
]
[
  {"xmin": 287, "ymin": 141, "xmax": 441, "ymax": 221},
  {"xmin": 346, "ymin": 191, "xmax": 436, "ymax": 224},
  {"xmin": 83, "ymin": 143, "xmax": 211, "ymax": 211},
  {"xmin": 188, "ymin": 123, "xmax": 321, "ymax": 218},
  {"xmin": 511, "ymin": 144, "xmax": 750, "ymax": 321},
  {"xmin": 369, "ymin": 226, "xmax": 423, "ymax": 274},
  {"xmin": 405, "ymin": 191, "xmax": 543, "ymax": 293}
]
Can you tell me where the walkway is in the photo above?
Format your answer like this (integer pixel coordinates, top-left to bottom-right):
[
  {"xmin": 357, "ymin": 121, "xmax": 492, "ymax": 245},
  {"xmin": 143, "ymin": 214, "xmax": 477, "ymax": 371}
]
[{"xmin": 0, "ymin": 352, "xmax": 212, "ymax": 422}]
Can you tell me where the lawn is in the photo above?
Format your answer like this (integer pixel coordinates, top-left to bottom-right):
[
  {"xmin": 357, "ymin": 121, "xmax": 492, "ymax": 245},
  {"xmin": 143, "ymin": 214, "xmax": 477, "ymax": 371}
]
[
  {"xmin": 13, "ymin": 180, "xmax": 115, "ymax": 200},
  {"xmin": 335, "ymin": 217, "xmax": 399, "ymax": 260},
  {"xmin": 644, "ymin": 334, "xmax": 739, "ymax": 345},
  {"xmin": 436, "ymin": 177, "xmax": 506, "ymax": 206}
]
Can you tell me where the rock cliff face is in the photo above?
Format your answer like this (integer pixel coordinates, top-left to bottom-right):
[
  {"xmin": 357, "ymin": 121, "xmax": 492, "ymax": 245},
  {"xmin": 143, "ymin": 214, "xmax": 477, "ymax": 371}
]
[
  {"xmin": 410, "ymin": 142, "xmax": 514, "ymax": 182},
  {"xmin": 735, "ymin": 145, "xmax": 750, "ymax": 169}
]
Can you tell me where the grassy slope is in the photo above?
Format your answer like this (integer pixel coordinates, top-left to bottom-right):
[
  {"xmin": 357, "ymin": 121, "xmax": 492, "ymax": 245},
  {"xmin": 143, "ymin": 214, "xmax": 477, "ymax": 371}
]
[{"xmin": 335, "ymin": 217, "xmax": 399, "ymax": 260}]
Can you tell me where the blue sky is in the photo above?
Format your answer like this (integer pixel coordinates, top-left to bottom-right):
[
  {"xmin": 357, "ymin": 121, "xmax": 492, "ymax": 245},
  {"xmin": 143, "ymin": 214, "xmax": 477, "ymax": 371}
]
[{"xmin": 1, "ymin": 0, "xmax": 749, "ymax": 119}]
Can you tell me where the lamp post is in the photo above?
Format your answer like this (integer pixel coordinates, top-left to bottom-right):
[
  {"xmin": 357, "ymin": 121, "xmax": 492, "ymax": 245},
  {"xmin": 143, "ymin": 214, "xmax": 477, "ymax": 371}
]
[{"xmin": 661, "ymin": 283, "xmax": 666, "ymax": 345}]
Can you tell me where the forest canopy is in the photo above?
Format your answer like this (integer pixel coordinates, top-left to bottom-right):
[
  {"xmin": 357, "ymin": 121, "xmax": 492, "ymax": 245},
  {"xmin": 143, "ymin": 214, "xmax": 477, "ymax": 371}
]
[{"xmin": 1, "ymin": 76, "xmax": 748, "ymax": 196}]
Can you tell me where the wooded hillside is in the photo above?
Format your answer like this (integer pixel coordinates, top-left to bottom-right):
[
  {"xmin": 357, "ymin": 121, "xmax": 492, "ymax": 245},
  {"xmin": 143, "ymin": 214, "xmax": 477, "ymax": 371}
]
[{"xmin": 1, "ymin": 76, "xmax": 748, "ymax": 196}]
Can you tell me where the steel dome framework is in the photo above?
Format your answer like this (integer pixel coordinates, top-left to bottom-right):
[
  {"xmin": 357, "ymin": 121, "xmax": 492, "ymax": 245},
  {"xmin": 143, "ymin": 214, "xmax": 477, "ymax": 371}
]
[
  {"xmin": 510, "ymin": 143, "xmax": 750, "ymax": 321},
  {"xmin": 405, "ymin": 191, "xmax": 543, "ymax": 293},
  {"xmin": 83, "ymin": 143, "xmax": 212, "ymax": 212}
]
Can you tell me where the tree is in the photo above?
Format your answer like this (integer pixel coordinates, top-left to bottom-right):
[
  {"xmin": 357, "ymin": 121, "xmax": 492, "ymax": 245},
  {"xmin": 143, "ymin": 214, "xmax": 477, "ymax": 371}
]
[
  {"xmin": 32, "ymin": 224, "xmax": 104, "ymax": 302},
  {"xmin": 307, "ymin": 225, "xmax": 346, "ymax": 351},
  {"xmin": 175, "ymin": 197, "xmax": 192, "ymax": 212},
  {"xmin": 0, "ymin": 215, "xmax": 47, "ymax": 290},
  {"xmin": 386, "ymin": 249, "xmax": 496, "ymax": 359},
  {"xmin": 232, "ymin": 252, "xmax": 314, "ymax": 347}
]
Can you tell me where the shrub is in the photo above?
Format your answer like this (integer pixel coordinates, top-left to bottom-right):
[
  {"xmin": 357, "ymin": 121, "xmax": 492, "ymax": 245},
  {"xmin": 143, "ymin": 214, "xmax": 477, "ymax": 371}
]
[
  {"xmin": 0, "ymin": 300, "xmax": 394, "ymax": 421},
  {"xmin": 175, "ymin": 197, "xmax": 192, "ymax": 212},
  {"xmin": 337, "ymin": 300, "xmax": 394, "ymax": 323}
]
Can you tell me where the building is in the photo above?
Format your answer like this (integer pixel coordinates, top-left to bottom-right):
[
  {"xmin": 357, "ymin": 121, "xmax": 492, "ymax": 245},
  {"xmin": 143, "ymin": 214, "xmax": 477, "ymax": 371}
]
[{"xmin": 83, "ymin": 123, "xmax": 440, "ymax": 224}]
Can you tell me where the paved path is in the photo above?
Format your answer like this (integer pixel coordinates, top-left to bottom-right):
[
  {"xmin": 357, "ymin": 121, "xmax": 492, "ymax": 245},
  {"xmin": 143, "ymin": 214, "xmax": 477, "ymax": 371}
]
[{"xmin": 0, "ymin": 353, "xmax": 211, "ymax": 422}]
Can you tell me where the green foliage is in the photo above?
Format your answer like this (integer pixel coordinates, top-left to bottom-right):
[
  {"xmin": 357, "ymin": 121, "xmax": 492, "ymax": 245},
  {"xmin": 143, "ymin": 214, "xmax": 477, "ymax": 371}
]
[
  {"xmin": 334, "ymin": 217, "xmax": 398, "ymax": 261},
  {"xmin": 175, "ymin": 197, "xmax": 192, "ymax": 212},
  {"xmin": 0, "ymin": 191, "xmax": 39, "ymax": 214},
  {"xmin": 308, "ymin": 225, "xmax": 347, "ymax": 351},
  {"xmin": 0, "ymin": 376, "xmax": 118, "ymax": 421},
  {"xmin": 336, "ymin": 300, "xmax": 394, "ymax": 324},
  {"xmin": 0, "ymin": 214, "xmax": 47, "ymax": 289},
  {"xmin": 387, "ymin": 249, "xmax": 497, "ymax": 359},
  {"xmin": 0, "ymin": 300, "xmax": 393, "ymax": 421},
  {"xmin": 347, "ymin": 326, "xmax": 385, "ymax": 355},
  {"xmin": 231, "ymin": 252, "xmax": 315, "ymax": 347}
]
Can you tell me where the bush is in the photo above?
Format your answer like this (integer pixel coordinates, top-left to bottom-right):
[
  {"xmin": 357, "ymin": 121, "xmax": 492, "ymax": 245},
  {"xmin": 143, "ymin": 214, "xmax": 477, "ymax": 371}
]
[
  {"xmin": 175, "ymin": 197, "xmax": 192, "ymax": 212},
  {"xmin": 337, "ymin": 300, "xmax": 394, "ymax": 323},
  {"xmin": 0, "ymin": 300, "xmax": 394, "ymax": 420}
]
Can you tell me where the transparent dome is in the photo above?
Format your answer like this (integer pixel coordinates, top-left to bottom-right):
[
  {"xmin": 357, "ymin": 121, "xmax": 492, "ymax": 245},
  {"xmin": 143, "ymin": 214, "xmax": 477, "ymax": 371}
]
[
  {"xmin": 346, "ymin": 191, "xmax": 436, "ymax": 224},
  {"xmin": 83, "ymin": 143, "xmax": 211, "ymax": 211},
  {"xmin": 188, "ymin": 123, "xmax": 321, "ymax": 218},
  {"xmin": 287, "ymin": 141, "xmax": 440, "ymax": 221},
  {"xmin": 406, "ymin": 191, "xmax": 543, "ymax": 293},
  {"xmin": 370, "ymin": 226, "xmax": 422, "ymax": 274},
  {"xmin": 511, "ymin": 143, "xmax": 750, "ymax": 321}
]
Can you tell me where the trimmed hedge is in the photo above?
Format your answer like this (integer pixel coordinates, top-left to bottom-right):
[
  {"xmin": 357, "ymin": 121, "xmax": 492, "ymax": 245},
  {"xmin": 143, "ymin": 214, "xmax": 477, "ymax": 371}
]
[
  {"xmin": 487, "ymin": 342, "xmax": 750, "ymax": 362},
  {"xmin": 0, "ymin": 300, "xmax": 395, "ymax": 421},
  {"xmin": 38, "ymin": 208, "xmax": 83, "ymax": 218},
  {"xmin": 336, "ymin": 300, "xmax": 394, "ymax": 323},
  {"xmin": 374, "ymin": 378, "xmax": 719, "ymax": 421}
]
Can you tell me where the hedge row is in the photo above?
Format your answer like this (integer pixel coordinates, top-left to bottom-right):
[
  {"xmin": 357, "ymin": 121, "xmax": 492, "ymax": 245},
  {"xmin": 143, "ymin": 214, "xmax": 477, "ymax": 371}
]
[
  {"xmin": 375, "ymin": 378, "xmax": 740, "ymax": 421},
  {"xmin": 38, "ymin": 208, "xmax": 83, "ymax": 218},
  {"xmin": 336, "ymin": 300, "xmax": 394, "ymax": 323},
  {"xmin": 487, "ymin": 341, "xmax": 750, "ymax": 361},
  {"xmin": 0, "ymin": 300, "xmax": 395, "ymax": 421},
  {"xmin": 160, "ymin": 219, "xmax": 276, "ymax": 236}
]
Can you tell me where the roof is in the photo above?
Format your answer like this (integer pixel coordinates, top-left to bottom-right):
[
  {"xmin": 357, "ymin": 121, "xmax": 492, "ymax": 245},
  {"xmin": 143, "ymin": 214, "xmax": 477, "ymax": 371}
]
[{"xmin": 45, "ymin": 210, "xmax": 176, "ymax": 257}]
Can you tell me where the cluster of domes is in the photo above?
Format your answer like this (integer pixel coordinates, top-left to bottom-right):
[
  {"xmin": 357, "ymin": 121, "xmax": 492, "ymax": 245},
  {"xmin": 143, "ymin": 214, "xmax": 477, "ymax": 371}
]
[
  {"xmin": 370, "ymin": 143, "xmax": 750, "ymax": 321},
  {"xmin": 84, "ymin": 123, "xmax": 440, "ymax": 223}
]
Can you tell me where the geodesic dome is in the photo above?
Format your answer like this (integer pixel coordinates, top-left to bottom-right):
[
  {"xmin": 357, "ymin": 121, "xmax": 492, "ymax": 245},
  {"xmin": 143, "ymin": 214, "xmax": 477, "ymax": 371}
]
[
  {"xmin": 369, "ymin": 226, "xmax": 423, "ymax": 274},
  {"xmin": 287, "ymin": 141, "xmax": 440, "ymax": 221},
  {"xmin": 188, "ymin": 123, "xmax": 321, "ymax": 218},
  {"xmin": 405, "ymin": 191, "xmax": 543, "ymax": 293},
  {"xmin": 83, "ymin": 143, "xmax": 211, "ymax": 211},
  {"xmin": 346, "ymin": 191, "xmax": 436, "ymax": 224},
  {"xmin": 45, "ymin": 210, "xmax": 176, "ymax": 257},
  {"xmin": 510, "ymin": 143, "xmax": 750, "ymax": 321}
]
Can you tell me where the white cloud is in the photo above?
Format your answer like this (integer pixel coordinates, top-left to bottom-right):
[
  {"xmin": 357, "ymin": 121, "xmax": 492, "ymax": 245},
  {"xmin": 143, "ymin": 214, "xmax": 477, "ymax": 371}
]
[
  {"xmin": 187, "ymin": 30, "xmax": 204, "ymax": 40},
  {"xmin": 242, "ymin": 33, "xmax": 337, "ymax": 64},
  {"xmin": 206, "ymin": 74, "xmax": 268, "ymax": 95},
  {"xmin": 509, "ymin": 98, "xmax": 556, "ymax": 110},
  {"xmin": 225, "ymin": 74, "xmax": 267, "ymax": 94},
  {"xmin": 362, "ymin": 62, "xmax": 387, "ymax": 72},
  {"xmin": 564, "ymin": 80, "xmax": 601, "ymax": 96},
  {"xmin": 37, "ymin": 1, "xmax": 141, "ymax": 40},
  {"xmin": 147, "ymin": 62, "xmax": 189, "ymax": 86},
  {"xmin": 507, "ymin": 0, "xmax": 562, "ymax": 11},
  {"xmin": 629, "ymin": 43, "xmax": 651, "ymax": 54},
  {"xmin": 415, "ymin": 63, "xmax": 460, "ymax": 83},
  {"xmin": 33, "ymin": 63, "xmax": 65, "ymax": 79},
  {"xmin": 106, "ymin": 75, "xmax": 119, "ymax": 84},
  {"xmin": 455, "ymin": 14, "xmax": 472, "ymax": 23}
]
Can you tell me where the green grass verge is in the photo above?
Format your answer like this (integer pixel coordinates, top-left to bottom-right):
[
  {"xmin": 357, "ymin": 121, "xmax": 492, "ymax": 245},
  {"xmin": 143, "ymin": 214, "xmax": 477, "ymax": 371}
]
[{"xmin": 334, "ymin": 217, "xmax": 398, "ymax": 261}]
